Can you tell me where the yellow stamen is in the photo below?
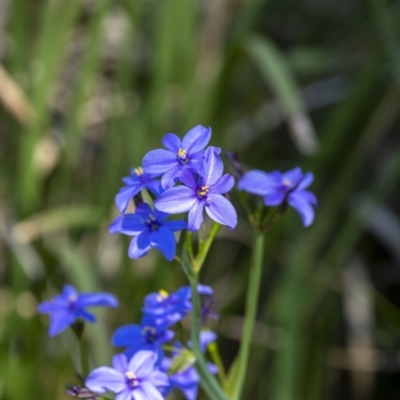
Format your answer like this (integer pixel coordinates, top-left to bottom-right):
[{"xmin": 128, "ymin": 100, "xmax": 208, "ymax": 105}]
[
  {"xmin": 126, "ymin": 371, "xmax": 136, "ymax": 380},
  {"xmin": 178, "ymin": 148, "xmax": 187, "ymax": 158},
  {"xmin": 159, "ymin": 289, "xmax": 169, "ymax": 298},
  {"xmin": 197, "ymin": 185, "xmax": 209, "ymax": 197},
  {"xmin": 134, "ymin": 166, "xmax": 144, "ymax": 176}
]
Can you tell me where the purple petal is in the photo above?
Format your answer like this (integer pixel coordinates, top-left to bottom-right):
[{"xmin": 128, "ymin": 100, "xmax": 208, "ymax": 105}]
[
  {"xmin": 85, "ymin": 367, "xmax": 125, "ymax": 394},
  {"xmin": 37, "ymin": 301, "xmax": 63, "ymax": 313},
  {"xmin": 282, "ymin": 167, "xmax": 303, "ymax": 186},
  {"xmin": 179, "ymin": 169, "xmax": 198, "ymax": 190},
  {"xmin": 109, "ymin": 215, "xmax": 146, "ymax": 235},
  {"xmin": 162, "ymin": 133, "xmax": 181, "ymax": 152},
  {"xmin": 161, "ymin": 164, "xmax": 181, "ymax": 189},
  {"xmin": 238, "ymin": 170, "xmax": 277, "ymax": 196},
  {"xmin": 263, "ymin": 191, "xmax": 285, "ymax": 206},
  {"xmin": 135, "ymin": 203, "xmax": 153, "ymax": 218},
  {"xmin": 147, "ymin": 370, "xmax": 170, "ymax": 387},
  {"xmin": 115, "ymin": 186, "xmax": 140, "ymax": 213},
  {"xmin": 182, "ymin": 125, "xmax": 211, "ymax": 153},
  {"xmin": 209, "ymin": 174, "xmax": 234, "ymax": 194},
  {"xmin": 128, "ymin": 235, "xmax": 151, "ymax": 259},
  {"xmin": 129, "ymin": 351, "xmax": 158, "ymax": 377},
  {"xmin": 132, "ymin": 388, "xmax": 151, "ymax": 400},
  {"xmin": 296, "ymin": 189, "xmax": 317, "ymax": 205},
  {"xmin": 77, "ymin": 293, "xmax": 119, "ymax": 308},
  {"xmin": 298, "ymin": 172, "xmax": 314, "ymax": 189},
  {"xmin": 288, "ymin": 192, "xmax": 315, "ymax": 227},
  {"xmin": 161, "ymin": 220, "xmax": 188, "ymax": 231},
  {"xmin": 112, "ymin": 353, "xmax": 129, "ymax": 374},
  {"xmin": 197, "ymin": 284, "xmax": 213, "ymax": 296},
  {"xmin": 62, "ymin": 284, "xmax": 79, "ymax": 298},
  {"xmin": 205, "ymin": 194, "xmax": 237, "ymax": 230},
  {"xmin": 48, "ymin": 310, "xmax": 76, "ymax": 336},
  {"xmin": 180, "ymin": 385, "xmax": 198, "ymax": 400},
  {"xmin": 144, "ymin": 180, "xmax": 162, "ymax": 196},
  {"xmin": 116, "ymin": 389, "xmax": 134, "ymax": 400},
  {"xmin": 203, "ymin": 146, "xmax": 223, "ymax": 186},
  {"xmin": 150, "ymin": 228, "xmax": 176, "ymax": 261},
  {"xmin": 188, "ymin": 201, "xmax": 204, "ymax": 231},
  {"xmin": 140, "ymin": 382, "xmax": 165, "ymax": 400},
  {"xmin": 112, "ymin": 325, "xmax": 143, "ymax": 346},
  {"xmin": 189, "ymin": 152, "xmax": 206, "ymax": 176},
  {"xmin": 143, "ymin": 149, "xmax": 177, "ymax": 174},
  {"xmin": 155, "ymin": 186, "xmax": 197, "ymax": 214},
  {"xmin": 199, "ymin": 331, "xmax": 217, "ymax": 351},
  {"xmin": 75, "ymin": 309, "xmax": 96, "ymax": 323}
]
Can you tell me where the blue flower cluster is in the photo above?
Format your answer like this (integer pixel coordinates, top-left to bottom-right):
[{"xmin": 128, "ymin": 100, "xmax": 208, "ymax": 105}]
[
  {"xmin": 39, "ymin": 284, "xmax": 218, "ymax": 400},
  {"xmin": 110, "ymin": 125, "xmax": 238, "ymax": 261}
]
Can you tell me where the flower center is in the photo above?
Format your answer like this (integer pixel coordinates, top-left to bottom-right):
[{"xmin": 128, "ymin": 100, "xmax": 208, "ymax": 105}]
[
  {"xmin": 145, "ymin": 214, "xmax": 159, "ymax": 231},
  {"xmin": 134, "ymin": 166, "xmax": 144, "ymax": 176},
  {"xmin": 142, "ymin": 326, "xmax": 157, "ymax": 343},
  {"xmin": 157, "ymin": 289, "xmax": 169, "ymax": 302},
  {"xmin": 125, "ymin": 371, "xmax": 139, "ymax": 387},
  {"xmin": 177, "ymin": 148, "xmax": 189, "ymax": 165},
  {"xmin": 282, "ymin": 179, "xmax": 291, "ymax": 187},
  {"xmin": 197, "ymin": 186, "xmax": 209, "ymax": 198}
]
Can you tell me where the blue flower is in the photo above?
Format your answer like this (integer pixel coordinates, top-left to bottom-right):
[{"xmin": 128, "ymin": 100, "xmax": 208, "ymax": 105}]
[
  {"xmin": 238, "ymin": 167, "xmax": 317, "ymax": 227},
  {"xmin": 112, "ymin": 315, "xmax": 175, "ymax": 359},
  {"xmin": 109, "ymin": 203, "xmax": 187, "ymax": 261},
  {"xmin": 154, "ymin": 147, "xmax": 237, "ymax": 231},
  {"xmin": 115, "ymin": 167, "xmax": 162, "ymax": 213},
  {"xmin": 86, "ymin": 351, "xmax": 168, "ymax": 400},
  {"xmin": 37, "ymin": 285, "xmax": 118, "ymax": 337},
  {"xmin": 161, "ymin": 332, "xmax": 218, "ymax": 400},
  {"xmin": 142, "ymin": 125, "xmax": 211, "ymax": 189}
]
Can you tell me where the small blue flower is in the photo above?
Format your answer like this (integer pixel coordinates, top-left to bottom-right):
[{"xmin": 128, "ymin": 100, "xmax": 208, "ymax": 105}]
[
  {"xmin": 238, "ymin": 167, "xmax": 317, "ymax": 227},
  {"xmin": 112, "ymin": 315, "xmax": 175, "ymax": 359},
  {"xmin": 154, "ymin": 147, "xmax": 237, "ymax": 231},
  {"xmin": 142, "ymin": 125, "xmax": 211, "ymax": 189},
  {"xmin": 115, "ymin": 167, "xmax": 162, "ymax": 213},
  {"xmin": 37, "ymin": 285, "xmax": 118, "ymax": 337},
  {"xmin": 86, "ymin": 351, "xmax": 169, "ymax": 400},
  {"xmin": 161, "ymin": 332, "xmax": 218, "ymax": 400},
  {"xmin": 109, "ymin": 203, "xmax": 187, "ymax": 261}
]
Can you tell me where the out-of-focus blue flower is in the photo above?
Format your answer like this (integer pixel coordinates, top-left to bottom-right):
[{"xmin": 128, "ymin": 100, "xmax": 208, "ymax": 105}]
[
  {"xmin": 112, "ymin": 315, "xmax": 174, "ymax": 359},
  {"xmin": 238, "ymin": 167, "xmax": 317, "ymax": 227},
  {"xmin": 154, "ymin": 147, "xmax": 237, "ymax": 231},
  {"xmin": 37, "ymin": 285, "xmax": 118, "ymax": 337},
  {"xmin": 109, "ymin": 203, "xmax": 187, "ymax": 261},
  {"xmin": 161, "ymin": 332, "xmax": 218, "ymax": 400},
  {"xmin": 142, "ymin": 284, "xmax": 214, "ymax": 326},
  {"xmin": 115, "ymin": 167, "xmax": 162, "ymax": 213},
  {"xmin": 142, "ymin": 125, "xmax": 211, "ymax": 189},
  {"xmin": 86, "ymin": 351, "xmax": 168, "ymax": 400}
]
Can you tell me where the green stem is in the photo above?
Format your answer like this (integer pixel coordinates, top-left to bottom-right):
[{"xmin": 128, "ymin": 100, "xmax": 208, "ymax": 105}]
[
  {"xmin": 232, "ymin": 231, "xmax": 265, "ymax": 400},
  {"xmin": 181, "ymin": 249, "xmax": 229, "ymax": 400},
  {"xmin": 208, "ymin": 341, "xmax": 230, "ymax": 392},
  {"xmin": 195, "ymin": 222, "xmax": 221, "ymax": 272},
  {"xmin": 79, "ymin": 337, "xmax": 90, "ymax": 379}
]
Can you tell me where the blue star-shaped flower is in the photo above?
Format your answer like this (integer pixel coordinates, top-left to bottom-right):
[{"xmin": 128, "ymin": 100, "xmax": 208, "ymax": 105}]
[
  {"xmin": 37, "ymin": 285, "xmax": 118, "ymax": 337},
  {"xmin": 109, "ymin": 203, "xmax": 187, "ymax": 261},
  {"xmin": 238, "ymin": 167, "xmax": 317, "ymax": 226},
  {"xmin": 115, "ymin": 167, "xmax": 161, "ymax": 213},
  {"xmin": 142, "ymin": 125, "xmax": 211, "ymax": 189},
  {"xmin": 154, "ymin": 146, "xmax": 237, "ymax": 231}
]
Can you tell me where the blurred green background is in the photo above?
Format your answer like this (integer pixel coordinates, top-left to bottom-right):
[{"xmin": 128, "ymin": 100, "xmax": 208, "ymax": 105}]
[{"xmin": 1, "ymin": 0, "xmax": 400, "ymax": 399}]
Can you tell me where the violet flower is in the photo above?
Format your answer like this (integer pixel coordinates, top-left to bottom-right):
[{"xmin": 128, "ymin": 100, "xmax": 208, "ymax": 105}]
[
  {"xmin": 154, "ymin": 147, "xmax": 237, "ymax": 231},
  {"xmin": 109, "ymin": 203, "xmax": 187, "ymax": 261},
  {"xmin": 115, "ymin": 167, "xmax": 162, "ymax": 213},
  {"xmin": 37, "ymin": 285, "xmax": 118, "ymax": 337},
  {"xmin": 85, "ymin": 351, "xmax": 168, "ymax": 400},
  {"xmin": 142, "ymin": 125, "xmax": 211, "ymax": 189},
  {"xmin": 238, "ymin": 167, "xmax": 317, "ymax": 227}
]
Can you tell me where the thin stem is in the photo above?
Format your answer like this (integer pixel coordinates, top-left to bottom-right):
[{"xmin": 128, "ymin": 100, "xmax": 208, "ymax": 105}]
[
  {"xmin": 208, "ymin": 341, "xmax": 230, "ymax": 393},
  {"xmin": 195, "ymin": 222, "xmax": 221, "ymax": 272},
  {"xmin": 79, "ymin": 337, "xmax": 90, "ymax": 379},
  {"xmin": 232, "ymin": 231, "xmax": 265, "ymax": 400},
  {"xmin": 181, "ymin": 249, "xmax": 229, "ymax": 400}
]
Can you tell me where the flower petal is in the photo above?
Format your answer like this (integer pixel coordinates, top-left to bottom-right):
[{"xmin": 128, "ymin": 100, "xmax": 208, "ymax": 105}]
[
  {"xmin": 150, "ymin": 227, "xmax": 177, "ymax": 261},
  {"xmin": 182, "ymin": 125, "xmax": 211, "ymax": 153},
  {"xmin": 179, "ymin": 169, "xmax": 198, "ymax": 190},
  {"xmin": 188, "ymin": 201, "xmax": 204, "ymax": 231},
  {"xmin": 37, "ymin": 301, "xmax": 63, "ymax": 313},
  {"xmin": 115, "ymin": 186, "xmax": 140, "ymax": 213},
  {"xmin": 140, "ymin": 382, "xmax": 165, "ymax": 400},
  {"xmin": 288, "ymin": 193, "xmax": 315, "ymax": 227},
  {"xmin": 263, "ymin": 191, "xmax": 285, "ymax": 206},
  {"xmin": 209, "ymin": 174, "xmax": 234, "ymax": 194},
  {"xmin": 238, "ymin": 170, "xmax": 277, "ymax": 196},
  {"xmin": 161, "ymin": 220, "xmax": 188, "ymax": 231},
  {"xmin": 116, "ymin": 389, "xmax": 134, "ymax": 400},
  {"xmin": 129, "ymin": 350, "xmax": 158, "ymax": 377},
  {"xmin": 282, "ymin": 167, "xmax": 303, "ymax": 186},
  {"xmin": 298, "ymin": 172, "xmax": 314, "ymax": 189},
  {"xmin": 132, "ymin": 388, "xmax": 150, "ymax": 400},
  {"xmin": 155, "ymin": 187, "xmax": 197, "ymax": 214},
  {"xmin": 77, "ymin": 293, "xmax": 119, "ymax": 308},
  {"xmin": 205, "ymin": 195, "xmax": 237, "ymax": 230},
  {"xmin": 162, "ymin": 133, "xmax": 181, "ymax": 152},
  {"xmin": 199, "ymin": 331, "xmax": 217, "ymax": 351},
  {"xmin": 75, "ymin": 309, "xmax": 96, "ymax": 323},
  {"xmin": 109, "ymin": 215, "xmax": 146, "ymax": 236},
  {"xmin": 85, "ymin": 366, "xmax": 125, "ymax": 394},
  {"xmin": 143, "ymin": 149, "xmax": 177, "ymax": 174},
  {"xmin": 112, "ymin": 353, "xmax": 129, "ymax": 374},
  {"xmin": 297, "ymin": 189, "xmax": 317, "ymax": 205},
  {"xmin": 144, "ymin": 180, "xmax": 162, "ymax": 196},
  {"xmin": 147, "ymin": 370, "xmax": 170, "ymax": 387},
  {"xmin": 128, "ymin": 235, "xmax": 151, "ymax": 259},
  {"xmin": 161, "ymin": 164, "xmax": 181, "ymax": 189},
  {"xmin": 203, "ymin": 146, "xmax": 223, "ymax": 186},
  {"xmin": 48, "ymin": 310, "xmax": 76, "ymax": 336},
  {"xmin": 112, "ymin": 324, "xmax": 143, "ymax": 346}
]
